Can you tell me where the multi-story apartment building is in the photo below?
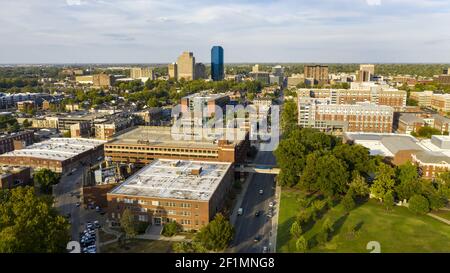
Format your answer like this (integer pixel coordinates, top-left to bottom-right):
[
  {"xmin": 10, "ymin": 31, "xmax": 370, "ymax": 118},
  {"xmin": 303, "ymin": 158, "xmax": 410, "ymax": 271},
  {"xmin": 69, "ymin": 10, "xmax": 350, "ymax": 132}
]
[
  {"xmin": 94, "ymin": 117, "xmax": 133, "ymax": 140},
  {"xmin": 298, "ymin": 98, "xmax": 393, "ymax": 133},
  {"xmin": 130, "ymin": 67, "xmax": 155, "ymax": 80},
  {"xmin": 70, "ymin": 121, "xmax": 92, "ymax": 138},
  {"xmin": 0, "ymin": 131, "xmax": 34, "ymax": 154},
  {"xmin": 107, "ymin": 159, "xmax": 233, "ymax": 230},
  {"xmin": 177, "ymin": 52, "xmax": 195, "ymax": 81},
  {"xmin": 410, "ymin": 91, "xmax": 433, "ymax": 107},
  {"xmin": 0, "ymin": 93, "xmax": 50, "ymax": 109},
  {"xmin": 431, "ymin": 94, "xmax": 450, "ymax": 113},
  {"xmin": 168, "ymin": 63, "xmax": 178, "ymax": 79},
  {"xmin": 298, "ymin": 86, "xmax": 407, "ymax": 111},
  {"xmin": 93, "ymin": 74, "xmax": 114, "ymax": 88},
  {"xmin": 304, "ymin": 65, "xmax": 329, "ymax": 85},
  {"xmin": 32, "ymin": 117, "xmax": 59, "ymax": 129},
  {"xmin": 356, "ymin": 64, "xmax": 375, "ymax": 82}
]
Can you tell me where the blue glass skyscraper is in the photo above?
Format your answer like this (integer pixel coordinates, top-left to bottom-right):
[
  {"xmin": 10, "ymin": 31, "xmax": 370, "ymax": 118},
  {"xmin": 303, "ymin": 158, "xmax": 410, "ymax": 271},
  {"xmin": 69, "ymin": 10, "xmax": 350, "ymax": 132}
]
[{"xmin": 211, "ymin": 46, "xmax": 224, "ymax": 81}]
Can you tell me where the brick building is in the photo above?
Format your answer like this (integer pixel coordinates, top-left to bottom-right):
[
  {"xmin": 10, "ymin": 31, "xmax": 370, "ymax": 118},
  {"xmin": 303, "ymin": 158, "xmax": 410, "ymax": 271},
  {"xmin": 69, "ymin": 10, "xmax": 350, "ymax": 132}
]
[
  {"xmin": 0, "ymin": 131, "xmax": 34, "ymax": 154},
  {"xmin": 104, "ymin": 126, "xmax": 250, "ymax": 165},
  {"xmin": 107, "ymin": 159, "xmax": 233, "ymax": 230},
  {"xmin": 0, "ymin": 166, "xmax": 32, "ymax": 189},
  {"xmin": 0, "ymin": 138, "xmax": 105, "ymax": 173}
]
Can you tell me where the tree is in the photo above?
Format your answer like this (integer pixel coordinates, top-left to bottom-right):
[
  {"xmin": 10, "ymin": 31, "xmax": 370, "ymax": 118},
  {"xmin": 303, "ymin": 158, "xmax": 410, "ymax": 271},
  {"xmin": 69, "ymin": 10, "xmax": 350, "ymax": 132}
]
[
  {"xmin": 370, "ymin": 163, "xmax": 396, "ymax": 200},
  {"xmin": 172, "ymin": 241, "xmax": 207, "ymax": 253},
  {"xmin": 196, "ymin": 213, "xmax": 234, "ymax": 251},
  {"xmin": 408, "ymin": 195, "xmax": 430, "ymax": 214},
  {"xmin": 416, "ymin": 126, "xmax": 441, "ymax": 138},
  {"xmin": 315, "ymin": 154, "xmax": 349, "ymax": 197},
  {"xmin": 383, "ymin": 191, "xmax": 395, "ymax": 211},
  {"xmin": 22, "ymin": 119, "xmax": 31, "ymax": 128},
  {"xmin": 333, "ymin": 144, "xmax": 373, "ymax": 176},
  {"xmin": 120, "ymin": 209, "xmax": 138, "ymax": 239},
  {"xmin": 295, "ymin": 236, "xmax": 308, "ymax": 253},
  {"xmin": 0, "ymin": 187, "xmax": 69, "ymax": 252},
  {"xmin": 348, "ymin": 172, "xmax": 370, "ymax": 199},
  {"xmin": 162, "ymin": 221, "xmax": 182, "ymax": 237},
  {"xmin": 395, "ymin": 162, "xmax": 421, "ymax": 201},
  {"xmin": 290, "ymin": 221, "xmax": 302, "ymax": 239},
  {"xmin": 34, "ymin": 169, "xmax": 60, "ymax": 194},
  {"xmin": 342, "ymin": 192, "xmax": 356, "ymax": 212},
  {"xmin": 281, "ymin": 100, "xmax": 298, "ymax": 134}
]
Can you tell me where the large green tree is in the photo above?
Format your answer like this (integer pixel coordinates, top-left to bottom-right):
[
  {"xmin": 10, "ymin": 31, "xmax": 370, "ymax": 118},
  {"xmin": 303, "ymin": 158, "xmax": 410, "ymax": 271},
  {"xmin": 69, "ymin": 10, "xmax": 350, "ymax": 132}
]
[
  {"xmin": 370, "ymin": 163, "xmax": 396, "ymax": 200},
  {"xmin": 34, "ymin": 169, "xmax": 60, "ymax": 194},
  {"xmin": 0, "ymin": 187, "xmax": 69, "ymax": 252},
  {"xmin": 395, "ymin": 162, "xmax": 421, "ymax": 201},
  {"xmin": 196, "ymin": 213, "xmax": 234, "ymax": 251},
  {"xmin": 120, "ymin": 209, "xmax": 139, "ymax": 239}
]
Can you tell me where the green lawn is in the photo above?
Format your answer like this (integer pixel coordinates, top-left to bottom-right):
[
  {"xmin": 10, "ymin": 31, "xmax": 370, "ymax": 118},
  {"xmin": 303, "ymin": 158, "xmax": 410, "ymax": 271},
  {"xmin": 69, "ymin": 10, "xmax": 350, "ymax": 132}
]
[
  {"xmin": 101, "ymin": 239, "xmax": 173, "ymax": 253},
  {"xmin": 277, "ymin": 189, "xmax": 450, "ymax": 253}
]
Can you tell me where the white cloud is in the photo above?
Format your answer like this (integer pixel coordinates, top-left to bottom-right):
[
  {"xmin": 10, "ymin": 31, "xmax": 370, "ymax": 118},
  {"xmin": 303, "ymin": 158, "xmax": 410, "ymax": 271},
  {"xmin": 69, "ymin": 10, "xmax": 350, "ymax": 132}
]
[{"xmin": 0, "ymin": 0, "xmax": 449, "ymax": 63}]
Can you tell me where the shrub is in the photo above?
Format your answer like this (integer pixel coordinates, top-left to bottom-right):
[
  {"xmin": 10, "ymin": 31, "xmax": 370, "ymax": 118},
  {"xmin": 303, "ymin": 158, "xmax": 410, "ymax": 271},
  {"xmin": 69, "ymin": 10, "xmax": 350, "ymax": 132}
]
[
  {"xmin": 409, "ymin": 194, "xmax": 430, "ymax": 214},
  {"xmin": 295, "ymin": 236, "xmax": 308, "ymax": 253},
  {"xmin": 162, "ymin": 221, "xmax": 182, "ymax": 237},
  {"xmin": 342, "ymin": 192, "xmax": 356, "ymax": 212}
]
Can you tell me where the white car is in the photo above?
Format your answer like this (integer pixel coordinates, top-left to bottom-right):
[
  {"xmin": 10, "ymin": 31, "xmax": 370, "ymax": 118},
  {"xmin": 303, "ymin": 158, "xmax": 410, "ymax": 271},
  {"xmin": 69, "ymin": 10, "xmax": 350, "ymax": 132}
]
[
  {"xmin": 237, "ymin": 208, "xmax": 243, "ymax": 216},
  {"xmin": 269, "ymin": 202, "xmax": 274, "ymax": 208},
  {"xmin": 259, "ymin": 189, "xmax": 264, "ymax": 195}
]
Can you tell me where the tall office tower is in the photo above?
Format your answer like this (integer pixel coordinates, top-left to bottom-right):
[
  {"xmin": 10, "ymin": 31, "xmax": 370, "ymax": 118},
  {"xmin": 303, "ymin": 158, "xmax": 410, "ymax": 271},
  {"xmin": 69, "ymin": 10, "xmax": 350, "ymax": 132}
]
[
  {"xmin": 357, "ymin": 64, "xmax": 375, "ymax": 82},
  {"xmin": 168, "ymin": 63, "xmax": 178, "ymax": 79},
  {"xmin": 211, "ymin": 46, "xmax": 224, "ymax": 81},
  {"xmin": 195, "ymin": 63, "xmax": 207, "ymax": 80},
  {"xmin": 304, "ymin": 65, "xmax": 329, "ymax": 85},
  {"xmin": 177, "ymin": 51, "xmax": 195, "ymax": 81},
  {"xmin": 130, "ymin": 67, "xmax": 154, "ymax": 80}
]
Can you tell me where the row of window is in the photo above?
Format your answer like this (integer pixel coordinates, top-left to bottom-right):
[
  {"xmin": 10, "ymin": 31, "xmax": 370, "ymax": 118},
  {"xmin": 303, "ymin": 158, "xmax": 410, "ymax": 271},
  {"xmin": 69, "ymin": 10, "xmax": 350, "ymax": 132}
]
[
  {"xmin": 118, "ymin": 198, "xmax": 197, "ymax": 209},
  {"xmin": 106, "ymin": 146, "xmax": 217, "ymax": 154}
]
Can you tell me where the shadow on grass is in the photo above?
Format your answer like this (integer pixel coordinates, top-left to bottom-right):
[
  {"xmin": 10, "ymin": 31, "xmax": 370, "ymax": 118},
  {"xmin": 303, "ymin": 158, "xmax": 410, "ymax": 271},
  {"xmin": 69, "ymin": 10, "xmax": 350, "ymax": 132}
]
[{"xmin": 277, "ymin": 216, "xmax": 296, "ymax": 251}]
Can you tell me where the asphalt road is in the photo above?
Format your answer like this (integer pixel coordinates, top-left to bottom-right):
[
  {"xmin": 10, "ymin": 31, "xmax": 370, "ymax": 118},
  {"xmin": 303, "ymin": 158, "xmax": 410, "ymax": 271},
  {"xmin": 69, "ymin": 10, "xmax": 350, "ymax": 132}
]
[
  {"xmin": 231, "ymin": 151, "xmax": 277, "ymax": 253},
  {"xmin": 54, "ymin": 167, "xmax": 85, "ymax": 240}
]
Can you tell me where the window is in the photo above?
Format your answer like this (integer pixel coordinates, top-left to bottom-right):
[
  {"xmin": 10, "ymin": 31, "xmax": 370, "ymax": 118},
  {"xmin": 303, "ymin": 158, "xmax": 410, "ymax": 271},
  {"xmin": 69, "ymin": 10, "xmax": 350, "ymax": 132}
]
[{"xmin": 138, "ymin": 215, "xmax": 148, "ymax": 222}]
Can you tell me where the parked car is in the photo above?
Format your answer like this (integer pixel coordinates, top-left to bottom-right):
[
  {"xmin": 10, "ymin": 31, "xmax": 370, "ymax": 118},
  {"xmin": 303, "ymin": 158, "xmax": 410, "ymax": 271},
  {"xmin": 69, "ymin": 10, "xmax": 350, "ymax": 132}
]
[
  {"xmin": 255, "ymin": 211, "xmax": 261, "ymax": 217},
  {"xmin": 76, "ymin": 202, "xmax": 81, "ymax": 207},
  {"xmin": 237, "ymin": 208, "xmax": 243, "ymax": 216},
  {"xmin": 259, "ymin": 189, "xmax": 264, "ymax": 195},
  {"xmin": 254, "ymin": 235, "xmax": 262, "ymax": 242},
  {"xmin": 269, "ymin": 202, "xmax": 274, "ymax": 208},
  {"xmin": 263, "ymin": 246, "xmax": 268, "ymax": 253}
]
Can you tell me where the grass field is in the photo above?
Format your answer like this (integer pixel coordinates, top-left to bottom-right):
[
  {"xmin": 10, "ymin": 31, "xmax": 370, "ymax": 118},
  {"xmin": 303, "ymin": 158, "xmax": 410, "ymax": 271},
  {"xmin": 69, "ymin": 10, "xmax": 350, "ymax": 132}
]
[
  {"xmin": 277, "ymin": 189, "xmax": 450, "ymax": 253},
  {"xmin": 101, "ymin": 239, "xmax": 173, "ymax": 253},
  {"xmin": 432, "ymin": 210, "xmax": 450, "ymax": 221}
]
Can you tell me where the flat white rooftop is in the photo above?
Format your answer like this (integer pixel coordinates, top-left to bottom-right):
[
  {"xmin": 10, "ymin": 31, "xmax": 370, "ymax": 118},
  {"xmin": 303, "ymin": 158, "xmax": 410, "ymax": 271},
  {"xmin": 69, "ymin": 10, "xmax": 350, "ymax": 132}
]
[
  {"xmin": 0, "ymin": 138, "xmax": 105, "ymax": 161},
  {"xmin": 109, "ymin": 159, "xmax": 232, "ymax": 201}
]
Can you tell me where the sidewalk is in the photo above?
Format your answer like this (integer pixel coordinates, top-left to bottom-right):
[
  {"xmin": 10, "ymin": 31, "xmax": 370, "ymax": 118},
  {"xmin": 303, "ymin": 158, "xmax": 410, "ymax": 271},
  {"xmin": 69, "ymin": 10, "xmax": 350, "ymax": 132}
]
[
  {"xmin": 230, "ymin": 173, "xmax": 254, "ymax": 225},
  {"xmin": 427, "ymin": 213, "xmax": 450, "ymax": 225},
  {"xmin": 269, "ymin": 185, "xmax": 281, "ymax": 253}
]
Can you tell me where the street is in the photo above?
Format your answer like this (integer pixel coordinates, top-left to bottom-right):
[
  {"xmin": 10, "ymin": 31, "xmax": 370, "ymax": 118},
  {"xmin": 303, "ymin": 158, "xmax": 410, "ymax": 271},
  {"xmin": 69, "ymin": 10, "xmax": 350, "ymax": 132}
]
[
  {"xmin": 230, "ymin": 150, "xmax": 278, "ymax": 253},
  {"xmin": 53, "ymin": 167, "xmax": 85, "ymax": 240}
]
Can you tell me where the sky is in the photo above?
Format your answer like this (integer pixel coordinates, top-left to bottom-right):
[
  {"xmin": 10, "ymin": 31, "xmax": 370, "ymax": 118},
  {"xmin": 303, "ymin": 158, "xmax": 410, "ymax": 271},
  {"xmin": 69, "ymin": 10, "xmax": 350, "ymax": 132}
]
[{"xmin": 0, "ymin": 0, "xmax": 450, "ymax": 64}]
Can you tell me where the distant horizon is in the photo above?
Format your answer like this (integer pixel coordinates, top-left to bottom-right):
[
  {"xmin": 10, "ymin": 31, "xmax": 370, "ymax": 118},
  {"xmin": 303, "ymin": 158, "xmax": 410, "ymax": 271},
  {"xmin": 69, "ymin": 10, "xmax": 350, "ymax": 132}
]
[
  {"xmin": 1, "ymin": 62, "xmax": 450, "ymax": 66},
  {"xmin": 1, "ymin": 1, "xmax": 450, "ymax": 63}
]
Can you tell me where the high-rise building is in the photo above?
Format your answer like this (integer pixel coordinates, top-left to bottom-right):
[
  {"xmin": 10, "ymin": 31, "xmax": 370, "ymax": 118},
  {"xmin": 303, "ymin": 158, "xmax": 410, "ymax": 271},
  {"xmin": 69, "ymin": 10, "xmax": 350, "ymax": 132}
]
[
  {"xmin": 168, "ymin": 63, "xmax": 178, "ymax": 79},
  {"xmin": 130, "ymin": 67, "xmax": 155, "ymax": 80},
  {"xmin": 211, "ymin": 46, "xmax": 224, "ymax": 81},
  {"xmin": 304, "ymin": 65, "xmax": 329, "ymax": 85},
  {"xmin": 195, "ymin": 63, "xmax": 207, "ymax": 80},
  {"xmin": 177, "ymin": 52, "xmax": 195, "ymax": 81},
  {"xmin": 356, "ymin": 64, "xmax": 375, "ymax": 82}
]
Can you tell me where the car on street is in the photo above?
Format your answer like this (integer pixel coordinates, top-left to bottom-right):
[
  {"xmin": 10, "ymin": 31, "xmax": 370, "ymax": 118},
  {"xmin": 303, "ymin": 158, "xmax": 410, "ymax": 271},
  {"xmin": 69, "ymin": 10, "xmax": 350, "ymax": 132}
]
[
  {"xmin": 263, "ymin": 246, "xmax": 268, "ymax": 253},
  {"xmin": 96, "ymin": 206, "xmax": 101, "ymax": 212},
  {"xmin": 254, "ymin": 235, "xmax": 262, "ymax": 242},
  {"xmin": 76, "ymin": 202, "xmax": 81, "ymax": 207},
  {"xmin": 259, "ymin": 189, "xmax": 264, "ymax": 195},
  {"xmin": 255, "ymin": 210, "xmax": 261, "ymax": 217},
  {"xmin": 237, "ymin": 208, "xmax": 243, "ymax": 216},
  {"xmin": 267, "ymin": 212, "xmax": 273, "ymax": 218},
  {"xmin": 269, "ymin": 202, "xmax": 274, "ymax": 208},
  {"xmin": 94, "ymin": 221, "xmax": 101, "ymax": 229}
]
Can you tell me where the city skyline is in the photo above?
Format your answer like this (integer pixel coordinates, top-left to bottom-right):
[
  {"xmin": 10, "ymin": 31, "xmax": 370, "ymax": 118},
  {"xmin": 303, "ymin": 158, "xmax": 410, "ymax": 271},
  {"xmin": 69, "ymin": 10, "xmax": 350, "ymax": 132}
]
[{"xmin": 1, "ymin": 0, "xmax": 450, "ymax": 64}]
